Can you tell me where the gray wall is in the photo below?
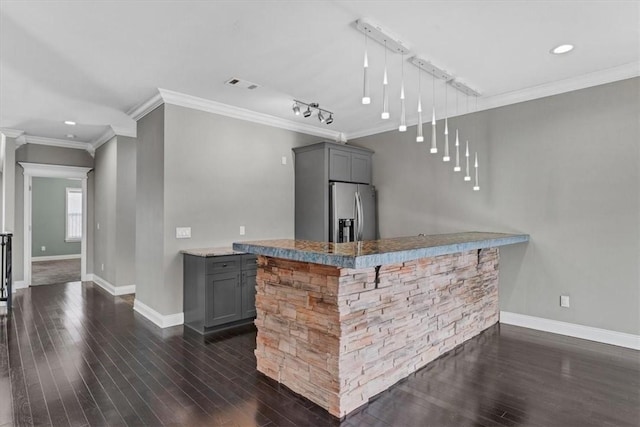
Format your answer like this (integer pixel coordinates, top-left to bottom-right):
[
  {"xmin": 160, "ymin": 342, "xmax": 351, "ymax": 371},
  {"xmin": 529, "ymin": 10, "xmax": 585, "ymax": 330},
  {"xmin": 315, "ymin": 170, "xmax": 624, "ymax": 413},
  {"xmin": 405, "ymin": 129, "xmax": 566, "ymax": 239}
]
[
  {"xmin": 135, "ymin": 103, "xmax": 323, "ymax": 316},
  {"xmin": 136, "ymin": 105, "xmax": 166, "ymax": 311},
  {"xmin": 32, "ymin": 177, "xmax": 81, "ymax": 257},
  {"xmin": 2, "ymin": 137, "xmax": 15, "ymax": 233},
  {"xmin": 93, "ymin": 136, "xmax": 136, "ymax": 287},
  {"xmin": 94, "ymin": 138, "xmax": 117, "ymax": 283},
  {"xmin": 13, "ymin": 144, "xmax": 94, "ymax": 281},
  {"xmin": 116, "ymin": 136, "xmax": 136, "ymax": 286},
  {"xmin": 351, "ymin": 77, "xmax": 639, "ymax": 335}
]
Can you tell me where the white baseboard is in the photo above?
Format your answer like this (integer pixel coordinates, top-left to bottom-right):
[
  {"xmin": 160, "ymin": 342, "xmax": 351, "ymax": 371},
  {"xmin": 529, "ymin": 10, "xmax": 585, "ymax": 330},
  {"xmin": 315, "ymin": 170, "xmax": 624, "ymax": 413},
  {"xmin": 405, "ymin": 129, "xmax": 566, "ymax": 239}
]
[
  {"xmin": 92, "ymin": 274, "xmax": 136, "ymax": 296},
  {"xmin": 13, "ymin": 280, "xmax": 27, "ymax": 291},
  {"xmin": 500, "ymin": 311, "xmax": 640, "ymax": 350},
  {"xmin": 133, "ymin": 299, "xmax": 184, "ymax": 328},
  {"xmin": 32, "ymin": 254, "xmax": 81, "ymax": 262}
]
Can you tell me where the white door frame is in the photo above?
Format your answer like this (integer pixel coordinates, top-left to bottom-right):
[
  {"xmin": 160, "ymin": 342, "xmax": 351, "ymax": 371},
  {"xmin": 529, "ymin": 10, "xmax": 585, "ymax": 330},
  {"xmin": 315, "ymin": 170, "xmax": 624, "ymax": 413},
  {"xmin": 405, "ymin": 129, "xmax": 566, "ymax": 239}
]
[{"xmin": 20, "ymin": 162, "xmax": 92, "ymax": 286}]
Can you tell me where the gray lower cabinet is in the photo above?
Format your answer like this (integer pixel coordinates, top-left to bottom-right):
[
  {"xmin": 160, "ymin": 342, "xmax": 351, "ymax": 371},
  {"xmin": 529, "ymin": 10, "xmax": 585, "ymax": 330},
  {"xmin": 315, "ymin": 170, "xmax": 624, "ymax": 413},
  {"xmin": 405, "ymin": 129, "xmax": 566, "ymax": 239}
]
[{"xmin": 184, "ymin": 253, "xmax": 257, "ymax": 334}]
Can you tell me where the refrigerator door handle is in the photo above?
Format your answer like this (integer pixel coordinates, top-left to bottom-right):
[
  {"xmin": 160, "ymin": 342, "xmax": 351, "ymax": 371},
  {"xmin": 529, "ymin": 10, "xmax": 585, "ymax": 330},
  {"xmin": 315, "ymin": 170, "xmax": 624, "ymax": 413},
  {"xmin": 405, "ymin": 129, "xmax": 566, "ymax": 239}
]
[
  {"xmin": 355, "ymin": 190, "xmax": 364, "ymax": 241},
  {"xmin": 331, "ymin": 183, "xmax": 337, "ymax": 242}
]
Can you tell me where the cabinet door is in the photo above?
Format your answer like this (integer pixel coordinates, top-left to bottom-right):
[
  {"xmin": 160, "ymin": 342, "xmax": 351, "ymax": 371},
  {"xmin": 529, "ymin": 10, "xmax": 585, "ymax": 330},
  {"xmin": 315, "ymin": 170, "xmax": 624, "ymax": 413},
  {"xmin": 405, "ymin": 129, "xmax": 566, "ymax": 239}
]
[
  {"xmin": 351, "ymin": 152, "xmax": 371, "ymax": 184},
  {"xmin": 329, "ymin": 149, "xmax": 351, "ymax": 182},
  {"xmin": 242, "ymin": 270, "xmax": 257, "ymax": 318},
  {"xmin": 205, "ymin": 271, "xmax": 242, "ymax": 327}
]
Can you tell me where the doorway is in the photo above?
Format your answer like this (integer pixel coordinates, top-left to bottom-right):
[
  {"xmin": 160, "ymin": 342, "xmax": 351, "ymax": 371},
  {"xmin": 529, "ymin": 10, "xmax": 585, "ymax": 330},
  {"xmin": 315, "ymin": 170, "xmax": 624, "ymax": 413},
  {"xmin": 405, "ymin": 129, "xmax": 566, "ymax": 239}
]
[
  {"xmin": 31, "ymin": 177, "xmax": 82, "ymax": 285},
  {"xmin": 20, "ymin": 163, "xmax": 92, "ymax": 287}
]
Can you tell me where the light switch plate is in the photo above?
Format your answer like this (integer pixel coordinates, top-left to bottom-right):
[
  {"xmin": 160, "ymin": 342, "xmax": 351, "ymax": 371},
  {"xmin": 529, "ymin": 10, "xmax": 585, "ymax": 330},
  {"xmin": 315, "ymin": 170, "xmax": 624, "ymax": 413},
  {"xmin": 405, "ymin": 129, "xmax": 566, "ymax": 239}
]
[
  {"xmin": 239, "ymin": 226, "xmax": 246, "ymax": 236},
  {"xmin": 560, "ymin": 295, "xmax": 570, "ymax": 308},
  {"xmin": 176, "ymin": 227, "xmax": 191, "ymax": 239},
  {"xmin": 281, "ymin": 156, "xmax": 287, "ymax": 165}
]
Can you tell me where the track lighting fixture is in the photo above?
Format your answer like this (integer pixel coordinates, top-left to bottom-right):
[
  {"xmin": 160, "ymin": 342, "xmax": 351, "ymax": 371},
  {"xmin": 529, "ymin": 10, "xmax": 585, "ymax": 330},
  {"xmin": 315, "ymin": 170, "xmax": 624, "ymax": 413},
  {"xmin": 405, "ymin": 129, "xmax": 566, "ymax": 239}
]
[{"xmin": 292, "ymin": 100, "xmax": 334, "ymax": 125}]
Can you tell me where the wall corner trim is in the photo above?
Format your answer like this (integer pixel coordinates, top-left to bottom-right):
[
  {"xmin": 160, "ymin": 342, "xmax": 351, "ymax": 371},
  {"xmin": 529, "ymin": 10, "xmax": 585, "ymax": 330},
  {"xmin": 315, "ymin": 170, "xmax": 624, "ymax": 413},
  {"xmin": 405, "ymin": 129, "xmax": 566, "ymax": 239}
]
[
  {"xmin": 500, "ymin": 311, "xmax": 640, "ymax": 350},
  {"xmin": 13, "ymin": 281, "xmax": 27, "ymax": 292},
  {"xmin": 128, "ymin": 91, "xmax": 164, "ymax": 121},
  {"xmin": 133, "ymin": 299, "xmax": 184, "ymax": 328},
  {"xmin": 0, "ymin": 128, "xmax": 25, "ymax": 139},
  {"xmin": 92, "ymin": 274, "xmax": 136, "ymax": 296}
]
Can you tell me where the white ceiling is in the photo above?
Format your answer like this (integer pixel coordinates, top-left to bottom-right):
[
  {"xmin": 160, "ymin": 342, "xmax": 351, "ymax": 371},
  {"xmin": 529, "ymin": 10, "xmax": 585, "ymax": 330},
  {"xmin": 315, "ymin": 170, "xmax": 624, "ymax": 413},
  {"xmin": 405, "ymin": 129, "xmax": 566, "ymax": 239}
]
[{"xmin": 1, "ymin": 0, "xmax": 639, "ymax": 146}]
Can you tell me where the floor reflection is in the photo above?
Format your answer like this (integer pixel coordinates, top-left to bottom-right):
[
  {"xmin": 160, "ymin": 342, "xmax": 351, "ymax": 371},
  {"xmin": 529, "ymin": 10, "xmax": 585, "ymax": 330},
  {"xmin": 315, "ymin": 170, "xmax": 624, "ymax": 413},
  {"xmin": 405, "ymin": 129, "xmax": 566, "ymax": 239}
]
[{"xmin": 3, "ymin": 282, "xmax": 639, "ymax": 427}]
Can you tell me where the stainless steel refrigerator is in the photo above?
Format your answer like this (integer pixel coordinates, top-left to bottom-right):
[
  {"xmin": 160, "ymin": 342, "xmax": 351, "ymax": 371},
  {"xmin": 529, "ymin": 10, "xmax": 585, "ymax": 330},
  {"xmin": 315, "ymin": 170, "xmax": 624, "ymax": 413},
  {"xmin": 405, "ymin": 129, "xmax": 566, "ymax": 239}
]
[{"xmin": 330, "ymin": 182, "xmax": 376, "ymax": 243}]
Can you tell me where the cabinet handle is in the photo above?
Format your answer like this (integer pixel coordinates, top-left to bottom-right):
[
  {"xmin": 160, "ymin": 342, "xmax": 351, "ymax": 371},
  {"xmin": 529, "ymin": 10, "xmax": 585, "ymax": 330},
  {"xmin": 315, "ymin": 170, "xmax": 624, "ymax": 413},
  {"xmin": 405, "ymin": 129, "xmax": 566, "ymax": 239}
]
[{"xmin": 222, "ymin": 263, "xmax": 227, "ymax": 267}]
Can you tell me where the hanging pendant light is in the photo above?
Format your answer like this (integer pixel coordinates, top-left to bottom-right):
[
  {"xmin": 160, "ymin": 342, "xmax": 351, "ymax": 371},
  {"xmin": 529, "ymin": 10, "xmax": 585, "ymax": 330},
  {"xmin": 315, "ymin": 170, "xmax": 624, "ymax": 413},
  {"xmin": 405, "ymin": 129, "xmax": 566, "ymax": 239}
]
[
  {"xmin": 381, "ymin": 40, "xmax": 390, "ymax": 119},
  {"xmin": 399, "ymin": 53, "xmax": 406, "ymax": 132},
  {"xmin": 464, "ymin": 140, "xmax": 471, "ymax": 181},
  {"xmin": 454, "ymin": 91, "xmax": 461, "ymax": 171},
  {"xmin": 454, "ymin": 130, "xmax": 461, "ymax": 171},
  {"xmin": 473, "ymin": 152, "xmax": 480, "ymax": 191},
  {"xmin": 416, "ymin": 67, "xmax": 423, "ymax": 142},
  {"xmin": 362, "ymin": 32, "xmax": 371, "ymax": 105},
  {"xmin": 430, "ymin": 72, "xmax": 437, "ymax": 153},
  {"xmin": 443, "ymin": 82, "xmax": 450, "ymax": 162}
]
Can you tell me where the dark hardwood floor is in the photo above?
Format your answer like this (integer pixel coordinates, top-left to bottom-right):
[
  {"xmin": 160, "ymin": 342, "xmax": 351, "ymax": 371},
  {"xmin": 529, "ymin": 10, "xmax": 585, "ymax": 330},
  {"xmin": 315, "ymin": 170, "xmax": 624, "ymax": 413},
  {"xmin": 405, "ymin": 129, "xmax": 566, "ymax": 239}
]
[{"xmin": 1, "ymin": 281, "xmax": 638, "ymax": 427}]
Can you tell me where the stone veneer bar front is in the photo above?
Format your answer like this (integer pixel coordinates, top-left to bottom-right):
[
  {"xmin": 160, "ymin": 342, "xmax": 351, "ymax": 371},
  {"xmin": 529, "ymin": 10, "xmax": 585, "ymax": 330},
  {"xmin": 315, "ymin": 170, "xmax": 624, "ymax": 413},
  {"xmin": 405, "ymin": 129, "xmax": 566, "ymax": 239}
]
[{"xmin": 233, "ymin": 232, "xmax": 529, "ymax": 418}]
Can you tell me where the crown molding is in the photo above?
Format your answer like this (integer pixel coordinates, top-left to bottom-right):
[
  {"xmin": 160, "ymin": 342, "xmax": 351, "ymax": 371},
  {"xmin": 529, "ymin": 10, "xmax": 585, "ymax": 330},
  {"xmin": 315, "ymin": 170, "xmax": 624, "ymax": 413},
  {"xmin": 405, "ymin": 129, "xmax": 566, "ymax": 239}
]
[
  {"xmin": 19, "ymin": 162, "xmax": 92, "ymax": 179},
  {"xmin": 480, "ymin": 61, "xmax": 640, "ymax": 112},
  {"xmin": 90, "ymin": 127, "xmax": 116, "ymax": 155},
  {"xmin": 24, "ymin": 135, "xmax": 93, "ymax": 153},
  {"xmin": 0, "ymin": 128, "xmax": 25, "ymax": 139},
  {"xmin": 346, "ymin": 61, "xmax": 640, "ymax": 141},
  {"xmin": 158, "ymin": 88, "xmax": 344, "ymax": 141},
  {"xmin": 128, "ymin": 92, "xmax": 164, "ymax": 121}
]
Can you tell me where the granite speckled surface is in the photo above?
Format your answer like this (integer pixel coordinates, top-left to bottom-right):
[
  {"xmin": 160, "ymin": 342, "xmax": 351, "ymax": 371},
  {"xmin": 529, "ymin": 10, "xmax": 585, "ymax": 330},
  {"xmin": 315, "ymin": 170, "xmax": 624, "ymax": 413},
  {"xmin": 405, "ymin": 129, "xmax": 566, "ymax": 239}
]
[
  {"xmin": 233, "ymin": 232, "xmax": 529, "ymax": 268},
  {"xmin": 180, "ymin": 247, "xmax": 246, "ymax": 257}
]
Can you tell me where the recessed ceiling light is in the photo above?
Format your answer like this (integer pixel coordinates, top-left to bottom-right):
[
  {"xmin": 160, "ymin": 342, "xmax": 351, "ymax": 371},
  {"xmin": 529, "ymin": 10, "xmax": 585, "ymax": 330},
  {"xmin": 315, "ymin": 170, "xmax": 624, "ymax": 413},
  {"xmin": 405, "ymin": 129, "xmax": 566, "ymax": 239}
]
[
  {"xmin": 550, "ymin": 44, "xmax": 574, "ymax": 55},
  {"xmin": 64, "ymin": 120, "xmax": 76, "ymax": 125},
  {"xmin": 66, "ymin": 134, "xmax": 75, "ymax": 138}
]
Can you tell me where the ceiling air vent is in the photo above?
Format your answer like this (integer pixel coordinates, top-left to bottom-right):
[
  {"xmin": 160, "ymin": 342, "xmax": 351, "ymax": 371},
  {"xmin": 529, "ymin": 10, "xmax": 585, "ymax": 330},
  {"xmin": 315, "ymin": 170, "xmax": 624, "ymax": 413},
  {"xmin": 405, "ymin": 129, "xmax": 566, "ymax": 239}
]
[{"xmin": 225, "ymin": 77, "xmax": 260, "ymax": 90}]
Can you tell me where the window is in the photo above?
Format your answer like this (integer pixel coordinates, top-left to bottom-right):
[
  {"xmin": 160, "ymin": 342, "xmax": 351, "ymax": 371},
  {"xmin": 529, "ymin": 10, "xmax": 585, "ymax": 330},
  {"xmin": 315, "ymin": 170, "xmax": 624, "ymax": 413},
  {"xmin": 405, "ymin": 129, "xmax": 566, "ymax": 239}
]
[{"xmin": 66, "ymin": 188, "xmax": 82, "ymax": 242}]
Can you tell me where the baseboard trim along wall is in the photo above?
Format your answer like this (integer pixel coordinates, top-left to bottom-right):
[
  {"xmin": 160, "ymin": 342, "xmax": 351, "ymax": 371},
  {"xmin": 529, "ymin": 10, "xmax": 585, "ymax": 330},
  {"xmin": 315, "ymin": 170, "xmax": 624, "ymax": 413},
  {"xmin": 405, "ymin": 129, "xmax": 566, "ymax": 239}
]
[
  {"xmin": 90, "ymin": 274, "xmax": 136, "ymax": 296},
  {"xmin": 133, "ymin": 299, "xmax": 184, "ymax": 329},
  {"xmin": 32, "ymin": 254, "xmax": 81, "ymax": 262},
  {"xmin": 500, "ymin": 311, "xmax": 640, "ymax": 350},
  {"xmin": 13, "ymin": 280, "xmax": 27, "ymax": 291}
]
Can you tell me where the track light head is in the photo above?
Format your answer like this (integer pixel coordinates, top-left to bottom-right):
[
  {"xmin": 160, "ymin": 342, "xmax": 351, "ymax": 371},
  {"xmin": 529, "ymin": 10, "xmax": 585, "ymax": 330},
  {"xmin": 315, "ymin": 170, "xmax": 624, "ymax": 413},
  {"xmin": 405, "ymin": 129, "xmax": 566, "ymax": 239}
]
[{"xmin": 293, "ymin": 100, "xmax": 334, "ymax": 124}]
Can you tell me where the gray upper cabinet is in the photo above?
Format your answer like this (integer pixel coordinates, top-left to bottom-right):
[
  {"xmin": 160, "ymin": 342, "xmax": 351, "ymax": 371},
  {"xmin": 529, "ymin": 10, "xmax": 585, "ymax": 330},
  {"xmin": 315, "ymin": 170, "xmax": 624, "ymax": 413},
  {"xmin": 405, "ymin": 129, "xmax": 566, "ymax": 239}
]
[
  {"xmin": 294, "ymin": 141, "xmax": 374, "ymax": 241},
  {"xmin": 329, "ymin": 149, "xmax": 352, "ymax": 182},
  {"xmin": 350, "ymin": 152, "xmax": 371, "ymax": 184},
  {"xmin": 328, "ymin": 147, "xmax": 371, "ymax": 184}
]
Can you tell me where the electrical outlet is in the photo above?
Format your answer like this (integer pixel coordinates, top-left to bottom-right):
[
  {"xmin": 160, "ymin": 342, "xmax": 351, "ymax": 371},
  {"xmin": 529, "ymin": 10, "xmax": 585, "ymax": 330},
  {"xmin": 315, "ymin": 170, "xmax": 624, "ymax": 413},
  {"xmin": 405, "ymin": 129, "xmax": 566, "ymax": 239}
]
[
  {"xmin": 560, "ymin": 295, "xmax": 570, "ymax": 308},
  {"xmin": 41, "ymin": 246, "xmax": 46, "ymax": 252},
  {"xmin": 101, "ymin": 263, "xmax": 104, "ymax": 271},
  {"xmin": 176, "ymin": 227, "xmax": 191, "ymax": 239},
  {"xmin": 239, "ymin": 226, "xmax": 246, "ymax": 236},
  {"xmin": 281, "ymin": 156, "xmax": 287, "ymax": 165}
]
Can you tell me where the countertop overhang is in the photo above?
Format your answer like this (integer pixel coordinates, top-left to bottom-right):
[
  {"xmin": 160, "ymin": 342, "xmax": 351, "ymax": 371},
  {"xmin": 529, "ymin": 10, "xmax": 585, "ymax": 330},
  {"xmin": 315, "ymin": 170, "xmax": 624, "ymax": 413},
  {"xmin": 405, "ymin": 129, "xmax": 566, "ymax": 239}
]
[{"xmin": 232, "ymin": 232, "xmax": 529, "ymax": 269}]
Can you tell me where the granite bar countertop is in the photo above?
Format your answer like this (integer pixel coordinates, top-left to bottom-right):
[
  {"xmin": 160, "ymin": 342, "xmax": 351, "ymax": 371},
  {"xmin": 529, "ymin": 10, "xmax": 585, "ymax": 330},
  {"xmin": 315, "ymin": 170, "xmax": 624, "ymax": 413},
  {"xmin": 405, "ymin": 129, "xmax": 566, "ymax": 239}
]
[
  {"xmin": 232, "ymin": 232, "xmax": 529, "ymax": 268},
  {"xmin": 181, "ymin": 247, "xmax": 246, "ymax": 257}
]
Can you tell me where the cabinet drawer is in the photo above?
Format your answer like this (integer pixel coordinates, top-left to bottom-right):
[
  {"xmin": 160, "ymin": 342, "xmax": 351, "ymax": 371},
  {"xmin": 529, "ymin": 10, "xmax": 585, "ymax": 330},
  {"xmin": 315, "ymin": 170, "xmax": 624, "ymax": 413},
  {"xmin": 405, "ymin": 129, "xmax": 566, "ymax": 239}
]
[
  {"xmin": 206, "ymin": 255, "xmax": 241, "ymax": 274},
  {"xmin": 241, "ymin": 255, "xmax": 258, "ymax": 270}
]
